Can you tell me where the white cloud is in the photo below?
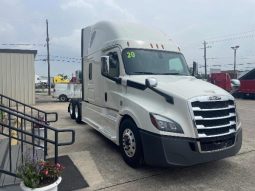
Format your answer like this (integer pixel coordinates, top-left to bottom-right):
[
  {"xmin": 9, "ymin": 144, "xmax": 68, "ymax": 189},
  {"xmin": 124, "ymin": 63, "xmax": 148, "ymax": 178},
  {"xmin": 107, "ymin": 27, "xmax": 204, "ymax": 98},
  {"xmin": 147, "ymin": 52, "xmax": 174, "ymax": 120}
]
[
  {"xmin": 51, "ymin": 29, "xmax": 81, "ymax": 53},
  {"xmin": 0, "ymin": 22, "xmax": 14, "ymax": 34},
  {"xmin": 103, "ymin": 0, "xmax": 137, "ymax": 22},
  {"xmin": 60, "ymin": 0, "xmax": 94, "ymax": 10},
  {"xmin": 60, "ymin": 0, "xmax": 137, "ymax": 22},
  {"xmin": 1, "ymin": 0, "xmax": 255, "ymax": 75}
]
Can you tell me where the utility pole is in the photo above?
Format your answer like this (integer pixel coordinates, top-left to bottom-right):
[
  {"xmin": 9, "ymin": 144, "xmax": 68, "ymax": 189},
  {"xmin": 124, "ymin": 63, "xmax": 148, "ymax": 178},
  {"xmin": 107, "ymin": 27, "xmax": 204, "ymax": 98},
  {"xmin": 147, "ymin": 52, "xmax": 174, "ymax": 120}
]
[
  {"xmin": 231, "ymin": 45, "xmax": 240, "ymax": 79},
  {"xmin": 203, "ymin": 41, "xmax": 207, "ymax": 78},
  {"xmin": 201, "ymin": 41, "xmax": 211, "ymax": 80},
  {"xmin": 46, "ymin": 19, "xmax": 51, "ymax": 95}
]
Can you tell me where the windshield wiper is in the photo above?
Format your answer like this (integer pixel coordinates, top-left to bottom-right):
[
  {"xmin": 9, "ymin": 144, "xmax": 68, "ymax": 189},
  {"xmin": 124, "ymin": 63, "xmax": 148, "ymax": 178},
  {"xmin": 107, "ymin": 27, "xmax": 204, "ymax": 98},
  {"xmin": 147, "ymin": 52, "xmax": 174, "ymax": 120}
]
[
  {"xmin": 160, "ymin": 72, "xmax": 182, "ymax": 75},
  {"xmin": 131, "ymin": 72, "xmax": 156, "ymax": 75},
  {"xmin": 131, "ymin": 72, "xmax": 186, "ymax": 75}
]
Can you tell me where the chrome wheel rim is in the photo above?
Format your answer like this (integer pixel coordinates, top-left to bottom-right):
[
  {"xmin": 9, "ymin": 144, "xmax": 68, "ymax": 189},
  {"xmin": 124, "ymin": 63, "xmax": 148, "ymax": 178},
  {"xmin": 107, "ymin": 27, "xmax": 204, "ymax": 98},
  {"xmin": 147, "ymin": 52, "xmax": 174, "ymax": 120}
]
[{"xmin": 122, "ymin": 128, "xmax": 136, "ymax": 157}]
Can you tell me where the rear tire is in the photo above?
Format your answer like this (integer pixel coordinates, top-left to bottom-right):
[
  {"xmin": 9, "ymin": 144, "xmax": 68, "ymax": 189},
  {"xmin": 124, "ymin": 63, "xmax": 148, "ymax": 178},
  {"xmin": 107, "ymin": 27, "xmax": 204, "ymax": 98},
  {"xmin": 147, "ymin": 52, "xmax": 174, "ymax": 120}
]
[
  {"xmin": 59, "ymin": 94, "xmax": 68, "ymax": 102},
  {"xmin": 69, "ymin": 102, "xmax": 75, "ymax": 119},
  {"xmin": 75, "ymin": 104, "xmax": 82, "ymax": 124},
  {"xmin": 119, "ymin": 118, "xmax": 143, "ymax": 168}
]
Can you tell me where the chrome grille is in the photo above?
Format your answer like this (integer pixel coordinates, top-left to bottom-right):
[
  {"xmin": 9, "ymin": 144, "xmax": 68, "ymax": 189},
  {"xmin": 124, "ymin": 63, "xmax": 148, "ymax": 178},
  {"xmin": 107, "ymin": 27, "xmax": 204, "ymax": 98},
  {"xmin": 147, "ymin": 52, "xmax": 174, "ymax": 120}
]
[{"xmin": 190, "ymin": 96, "xmax": 237, "ymax": 139}]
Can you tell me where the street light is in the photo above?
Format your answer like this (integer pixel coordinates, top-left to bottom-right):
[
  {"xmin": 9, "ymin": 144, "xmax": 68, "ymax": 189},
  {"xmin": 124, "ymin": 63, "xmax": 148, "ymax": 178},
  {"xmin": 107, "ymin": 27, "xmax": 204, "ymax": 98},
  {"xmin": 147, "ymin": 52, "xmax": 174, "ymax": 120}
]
[{"xmin": 231, "ymin": 45, "xmax": 240, "ymax": 78}]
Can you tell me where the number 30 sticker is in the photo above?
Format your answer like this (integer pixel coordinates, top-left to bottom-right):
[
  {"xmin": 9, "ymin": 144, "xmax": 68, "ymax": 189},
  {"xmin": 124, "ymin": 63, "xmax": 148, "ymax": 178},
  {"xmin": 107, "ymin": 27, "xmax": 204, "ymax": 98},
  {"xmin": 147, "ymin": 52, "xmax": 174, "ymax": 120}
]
[{"xmin": 127, "ymin": 51, "xmax": 135, "ymax": 58}]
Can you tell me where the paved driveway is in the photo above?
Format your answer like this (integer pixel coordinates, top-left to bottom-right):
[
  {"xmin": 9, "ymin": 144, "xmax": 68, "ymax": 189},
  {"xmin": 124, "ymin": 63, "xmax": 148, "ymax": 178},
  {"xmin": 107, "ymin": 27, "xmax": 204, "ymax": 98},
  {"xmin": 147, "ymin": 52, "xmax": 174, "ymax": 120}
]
[{"xmin": 36, "ymin": 96, "xmax": 255, "ymax": 191}]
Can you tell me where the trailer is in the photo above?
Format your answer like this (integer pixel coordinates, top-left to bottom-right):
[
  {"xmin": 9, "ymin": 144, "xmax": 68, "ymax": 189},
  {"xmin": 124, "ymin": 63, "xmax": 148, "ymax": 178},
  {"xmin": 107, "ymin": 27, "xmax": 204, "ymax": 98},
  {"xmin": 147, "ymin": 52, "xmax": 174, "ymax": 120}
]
[
  {"xmin": 53, "ymin": 83, "xmax": 81, "ymax": 102},
  {"xmin": 68, "ymin": 21, "xmax": 242, "ymax": 167},
  {"xmin": 235, "ymin": 69, "xmax": 255, "ymax": 99}
]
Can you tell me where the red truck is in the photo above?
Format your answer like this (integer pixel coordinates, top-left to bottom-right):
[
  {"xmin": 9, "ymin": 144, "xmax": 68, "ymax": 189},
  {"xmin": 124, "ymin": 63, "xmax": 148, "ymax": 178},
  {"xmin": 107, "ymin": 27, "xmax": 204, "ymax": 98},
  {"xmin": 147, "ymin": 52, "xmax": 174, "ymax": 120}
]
[
  {"xmin": 210, "ymin": 73, "xmax": 232, "ymax": 92},
  {"xmin": 236, "ymin": 69, "xmax": 255, "ymax": 99},
  {"xmin": 210, "ymin": 69, "xmax": 255, "ymax": 99}
]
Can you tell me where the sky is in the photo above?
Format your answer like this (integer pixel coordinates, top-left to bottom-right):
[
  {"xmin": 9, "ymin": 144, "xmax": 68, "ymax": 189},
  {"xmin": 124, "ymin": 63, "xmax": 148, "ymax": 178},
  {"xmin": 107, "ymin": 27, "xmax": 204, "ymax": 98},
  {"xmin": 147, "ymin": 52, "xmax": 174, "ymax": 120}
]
[{"xmin": 1, "ymin": 0, "xmax": 255, "ymax": 77}]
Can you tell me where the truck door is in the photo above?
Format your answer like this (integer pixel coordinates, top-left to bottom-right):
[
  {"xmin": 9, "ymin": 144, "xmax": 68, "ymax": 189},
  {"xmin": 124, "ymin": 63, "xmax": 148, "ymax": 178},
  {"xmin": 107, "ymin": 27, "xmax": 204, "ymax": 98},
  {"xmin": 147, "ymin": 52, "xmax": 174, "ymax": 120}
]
[
  {"xmin": 86, "ymin": 61, "xmax": 95, "ymax": 103},
  {"xmin": 101, "ymin": 48, "xmax": 122, "ymax": 137}
]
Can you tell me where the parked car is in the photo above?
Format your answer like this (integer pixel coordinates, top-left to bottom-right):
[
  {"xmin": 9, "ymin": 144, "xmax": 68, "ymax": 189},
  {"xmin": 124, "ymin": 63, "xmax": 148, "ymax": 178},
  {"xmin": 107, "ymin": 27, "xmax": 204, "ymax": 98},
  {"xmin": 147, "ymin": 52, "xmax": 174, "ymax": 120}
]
[{"xmin": 53, "ymin": 83, "xmax": 81, "ymax": 102}]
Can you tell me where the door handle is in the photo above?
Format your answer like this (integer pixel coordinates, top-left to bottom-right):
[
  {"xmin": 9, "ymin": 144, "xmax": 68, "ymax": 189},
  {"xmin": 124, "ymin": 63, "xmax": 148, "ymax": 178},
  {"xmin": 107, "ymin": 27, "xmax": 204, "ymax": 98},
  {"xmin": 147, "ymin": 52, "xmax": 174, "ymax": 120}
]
[{"xmin": 105, "ymin": 92, "xmax": 107, "ymax": 102}]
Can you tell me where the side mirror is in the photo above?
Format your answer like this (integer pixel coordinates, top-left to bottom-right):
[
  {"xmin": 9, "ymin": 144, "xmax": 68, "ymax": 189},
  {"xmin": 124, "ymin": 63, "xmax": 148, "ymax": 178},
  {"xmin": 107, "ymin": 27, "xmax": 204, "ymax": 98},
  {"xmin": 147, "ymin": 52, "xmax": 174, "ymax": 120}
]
[
  {"xmin": 192, "ymin": 61, "xmax": 198, "ymax": 76},
  {"xmin": 231, "ymin": 79, "xmax": 240, "ymax": 91},
  {"xmin": 145, "ymin": 78, "xmax": 158, "ymax": 88},
  {"xmin": 101, "ymin": 56, "xmax": 110, "ymax": 76}
]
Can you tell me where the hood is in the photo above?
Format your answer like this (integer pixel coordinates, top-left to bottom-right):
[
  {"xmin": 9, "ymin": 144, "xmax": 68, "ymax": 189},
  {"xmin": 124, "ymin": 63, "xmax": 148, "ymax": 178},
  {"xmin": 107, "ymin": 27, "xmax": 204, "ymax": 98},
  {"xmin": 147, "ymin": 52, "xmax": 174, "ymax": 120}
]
[{"xmin": 125, "ymin": 75, "xmax": 231, "ymax": 100}]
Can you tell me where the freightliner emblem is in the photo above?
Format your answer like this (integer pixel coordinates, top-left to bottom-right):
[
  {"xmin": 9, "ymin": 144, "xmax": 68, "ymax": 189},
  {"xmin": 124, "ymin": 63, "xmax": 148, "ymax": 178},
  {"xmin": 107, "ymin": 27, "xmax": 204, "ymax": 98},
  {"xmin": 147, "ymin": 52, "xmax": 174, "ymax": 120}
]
[{"xmin": 209, "ymin": 96, "xmax": 221, "ymax": 101}]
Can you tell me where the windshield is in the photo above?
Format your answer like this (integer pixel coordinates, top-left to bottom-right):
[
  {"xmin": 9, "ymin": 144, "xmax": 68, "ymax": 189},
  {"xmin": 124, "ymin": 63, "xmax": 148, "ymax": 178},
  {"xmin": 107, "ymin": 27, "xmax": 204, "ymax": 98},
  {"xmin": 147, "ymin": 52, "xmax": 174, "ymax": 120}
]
[{"xmin": 122, "ymin": 49, "xmax": 190, "ymax": 76}]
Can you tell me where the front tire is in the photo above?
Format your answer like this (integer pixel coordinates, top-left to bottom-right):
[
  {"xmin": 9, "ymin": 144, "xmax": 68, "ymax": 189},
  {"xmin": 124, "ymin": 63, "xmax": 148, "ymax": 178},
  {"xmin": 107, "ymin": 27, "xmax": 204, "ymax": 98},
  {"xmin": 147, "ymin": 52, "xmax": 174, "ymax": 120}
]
[{"xmin": 120, "ymin": 119, "xmax": 143, "ymax": 168}]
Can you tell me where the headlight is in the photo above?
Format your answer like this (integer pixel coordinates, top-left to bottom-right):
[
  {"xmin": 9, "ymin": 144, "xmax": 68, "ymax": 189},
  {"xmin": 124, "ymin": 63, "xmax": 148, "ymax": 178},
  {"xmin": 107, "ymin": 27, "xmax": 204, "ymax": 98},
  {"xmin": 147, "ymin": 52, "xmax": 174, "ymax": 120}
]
[{"xmin": 150, "ymin": 113, "xmax": 184, "ymax": 133}]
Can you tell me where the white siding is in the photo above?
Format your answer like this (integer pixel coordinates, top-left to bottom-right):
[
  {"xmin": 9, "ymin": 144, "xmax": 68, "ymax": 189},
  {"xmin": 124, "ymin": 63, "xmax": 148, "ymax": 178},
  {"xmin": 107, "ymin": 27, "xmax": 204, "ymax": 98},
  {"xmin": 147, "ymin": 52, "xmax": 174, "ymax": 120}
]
[{"xmin": 0, "ymin": 52, "xmax": 35, "ymax": 106}]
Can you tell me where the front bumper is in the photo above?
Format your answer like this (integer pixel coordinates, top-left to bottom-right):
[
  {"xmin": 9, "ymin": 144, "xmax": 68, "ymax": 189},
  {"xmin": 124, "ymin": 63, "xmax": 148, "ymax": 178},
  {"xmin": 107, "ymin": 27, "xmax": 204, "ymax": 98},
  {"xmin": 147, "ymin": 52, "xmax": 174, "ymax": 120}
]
[{"xmin": 140, "ymin": 128, "xmax": 242, "ymax": 167}]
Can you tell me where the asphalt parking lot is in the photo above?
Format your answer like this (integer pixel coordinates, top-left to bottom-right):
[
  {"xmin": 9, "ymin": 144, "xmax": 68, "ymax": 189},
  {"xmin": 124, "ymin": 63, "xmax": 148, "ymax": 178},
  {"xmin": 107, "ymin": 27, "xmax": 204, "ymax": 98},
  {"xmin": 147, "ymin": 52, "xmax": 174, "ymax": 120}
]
[{"xmin": 36, "ymin": 95, "xmax": 255, "ymax": 191}]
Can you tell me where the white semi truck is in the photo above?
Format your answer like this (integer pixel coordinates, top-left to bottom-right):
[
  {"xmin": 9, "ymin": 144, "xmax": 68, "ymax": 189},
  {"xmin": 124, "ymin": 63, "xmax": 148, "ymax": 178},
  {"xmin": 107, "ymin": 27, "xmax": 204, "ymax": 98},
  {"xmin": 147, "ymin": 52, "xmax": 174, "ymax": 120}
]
[{"xmin": 68, "ymin": 21, "xmax": 242, "ymax": 167}]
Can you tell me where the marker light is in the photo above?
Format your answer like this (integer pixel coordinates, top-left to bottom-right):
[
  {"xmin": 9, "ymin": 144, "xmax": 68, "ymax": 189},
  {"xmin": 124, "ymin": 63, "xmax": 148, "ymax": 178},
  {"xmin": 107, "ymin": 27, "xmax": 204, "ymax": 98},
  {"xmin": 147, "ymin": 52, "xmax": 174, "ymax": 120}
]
[{"xmin": 150, "ymin": 43, "xmax": 153, "ymax": 48}]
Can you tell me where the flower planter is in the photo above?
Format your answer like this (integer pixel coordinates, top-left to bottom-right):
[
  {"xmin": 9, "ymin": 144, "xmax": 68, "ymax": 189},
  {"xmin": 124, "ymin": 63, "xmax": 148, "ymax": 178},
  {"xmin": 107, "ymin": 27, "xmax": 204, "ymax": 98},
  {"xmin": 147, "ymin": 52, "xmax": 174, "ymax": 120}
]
[{"xmin": 20, "ymin": 177, "xmax": 62, "ymax": 191}]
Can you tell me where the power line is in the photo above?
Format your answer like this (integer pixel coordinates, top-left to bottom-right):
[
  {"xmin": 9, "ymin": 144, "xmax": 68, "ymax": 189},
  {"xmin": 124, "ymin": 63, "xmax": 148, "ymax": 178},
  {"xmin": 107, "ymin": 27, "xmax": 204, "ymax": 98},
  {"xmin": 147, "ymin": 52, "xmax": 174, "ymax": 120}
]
[
  {"xmin": 0, "ymin": 43, "xmax": 45, "ymax": 47},
  {"xmin": 205, "ymin": 29, "xmax": 255, "ymax": 41},
  {"xmin": 208, "ymin": 33, "xmax": 255, "ymax": 44},
  {"xmin": 35, "ymin": 58, "xmax": 80, "ymax": 63},
  {"xmin": 183, "ymin": 30, "xmax": 255, "ymax": 48},
  {"xmin": 37, "ymin": 54, "xmax": 81, "ymax": 60}
]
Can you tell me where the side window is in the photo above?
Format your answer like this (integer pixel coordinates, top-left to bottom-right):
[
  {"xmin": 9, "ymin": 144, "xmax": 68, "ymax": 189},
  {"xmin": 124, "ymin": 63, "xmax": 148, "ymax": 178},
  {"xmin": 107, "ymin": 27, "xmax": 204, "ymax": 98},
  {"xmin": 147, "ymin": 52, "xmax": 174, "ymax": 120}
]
[
  {"xmin": 108, "ymin": 52, "xmax": 120, "ymax": 77},
  {"xmin": 89, "ymin": 63, "xmax": 92, "ymax": 80},
  {"xmin": 168, "ymin": 58, "xmax": 184, "ymax": 73}
]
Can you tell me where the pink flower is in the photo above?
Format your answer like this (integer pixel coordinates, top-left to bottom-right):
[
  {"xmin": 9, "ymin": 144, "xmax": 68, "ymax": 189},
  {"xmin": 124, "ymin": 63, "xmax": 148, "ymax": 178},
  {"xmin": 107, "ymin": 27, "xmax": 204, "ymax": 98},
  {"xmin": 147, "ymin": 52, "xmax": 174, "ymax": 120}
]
[
  {"xmin": 44, "ymin": 170, "xmax": 48, "ymax": 176},
  {"xmin": 39, "ymin": 161, "xmax": 45, "ymax": 166},
  {"xmin": 56, "ymin": 163, "xmax": 61, "ymax": 168}
]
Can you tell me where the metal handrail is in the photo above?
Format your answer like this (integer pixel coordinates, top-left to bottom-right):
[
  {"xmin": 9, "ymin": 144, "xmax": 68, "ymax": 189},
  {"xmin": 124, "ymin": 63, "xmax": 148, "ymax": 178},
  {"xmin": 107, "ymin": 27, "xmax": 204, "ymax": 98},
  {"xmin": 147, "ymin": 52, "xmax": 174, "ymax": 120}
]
[
  {"xmin": 0, "ymin": 105, "xmax": 75, "ymax": 179},
  {"xmin": 0, "ymin": 94, "xmax": 58, "ymax": 123}
]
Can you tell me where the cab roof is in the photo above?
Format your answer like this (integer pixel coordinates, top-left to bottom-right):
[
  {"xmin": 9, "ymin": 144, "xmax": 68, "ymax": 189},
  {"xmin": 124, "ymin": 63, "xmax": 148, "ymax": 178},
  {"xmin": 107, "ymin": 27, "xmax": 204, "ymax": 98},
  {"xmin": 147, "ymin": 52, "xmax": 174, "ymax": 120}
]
[{"xmin": 82, "ymin": 21, "xmax": 179, "ymax": 57}]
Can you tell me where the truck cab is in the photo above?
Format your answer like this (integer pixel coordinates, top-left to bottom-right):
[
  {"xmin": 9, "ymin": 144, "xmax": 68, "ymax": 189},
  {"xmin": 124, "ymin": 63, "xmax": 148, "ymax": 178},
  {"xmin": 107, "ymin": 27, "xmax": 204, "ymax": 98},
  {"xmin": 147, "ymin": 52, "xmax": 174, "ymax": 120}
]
[
  {"xmin": 210, "ymin": 72, "xmax": 232, "ymax": 92},
  {"xmin": 70, "ymin": 21, "xmax": 242, "ymax": 167}
]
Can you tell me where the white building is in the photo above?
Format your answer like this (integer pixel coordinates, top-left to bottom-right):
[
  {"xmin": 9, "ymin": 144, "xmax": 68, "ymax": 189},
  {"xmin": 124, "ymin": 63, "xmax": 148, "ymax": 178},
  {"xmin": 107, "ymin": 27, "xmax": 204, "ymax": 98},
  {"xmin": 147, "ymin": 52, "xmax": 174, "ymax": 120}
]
[{"xmin": 0, "ymin": 49, "xmax": 37, "ymax": 105}]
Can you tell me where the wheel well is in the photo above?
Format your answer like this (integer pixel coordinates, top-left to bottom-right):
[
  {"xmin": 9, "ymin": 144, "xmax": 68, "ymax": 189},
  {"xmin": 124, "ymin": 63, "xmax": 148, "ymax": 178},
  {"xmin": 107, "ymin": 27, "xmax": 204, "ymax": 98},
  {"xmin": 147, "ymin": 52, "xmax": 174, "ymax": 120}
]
[
  {"xmin": 119, "ymin": 115, "xmax": 136, "ymax": 128},
  {"xmin": 118, "ymin": 115, "xmax": 138, "ymax": 143},
  {"xmin": 59, "ymin": 94, "xmax": 67, "ymax": 98}
]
